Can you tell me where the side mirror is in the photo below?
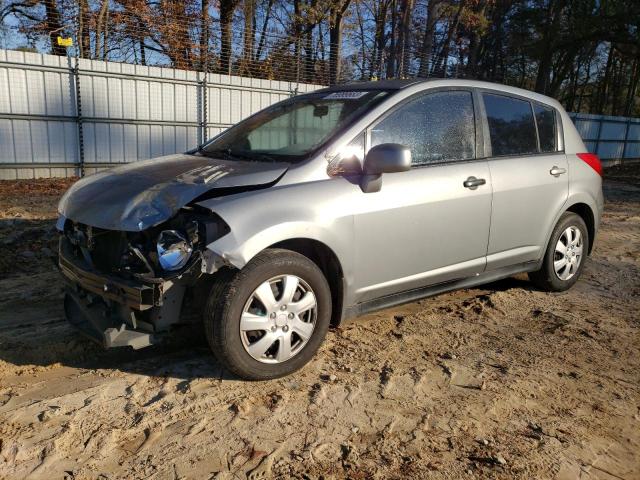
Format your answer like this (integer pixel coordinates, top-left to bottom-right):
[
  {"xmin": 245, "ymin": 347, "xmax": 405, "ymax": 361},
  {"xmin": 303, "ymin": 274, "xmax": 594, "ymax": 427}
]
[{"xmin": 360, "ymin": 143, "xmax": 411, "ymax": 193}]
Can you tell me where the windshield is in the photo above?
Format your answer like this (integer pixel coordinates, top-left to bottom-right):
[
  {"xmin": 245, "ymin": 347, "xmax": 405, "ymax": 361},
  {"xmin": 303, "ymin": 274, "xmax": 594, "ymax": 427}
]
[{"xmin": 199, "ymin": 90, "xmax": 391, "ymax": 163}]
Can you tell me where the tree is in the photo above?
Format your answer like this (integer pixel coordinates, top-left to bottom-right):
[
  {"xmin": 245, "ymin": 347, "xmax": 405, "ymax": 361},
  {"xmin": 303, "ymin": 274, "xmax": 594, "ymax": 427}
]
[
  {"xmin": 1, "ymin": 0, "xmax": 638, "ymax": 114},
  {"xmin": 329, "ymin": 0, "xmax": 351, "ymax": 83},
  {"xmin": 219, "ymin": 0, "xmax": 239, "ymax": 73}
]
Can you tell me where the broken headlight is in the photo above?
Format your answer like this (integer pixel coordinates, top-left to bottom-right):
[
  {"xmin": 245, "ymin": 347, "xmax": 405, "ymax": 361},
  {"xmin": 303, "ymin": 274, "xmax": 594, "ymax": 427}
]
[{"xmin": 156, "ymin": 230, "xmax": 193, "ymax": 271}]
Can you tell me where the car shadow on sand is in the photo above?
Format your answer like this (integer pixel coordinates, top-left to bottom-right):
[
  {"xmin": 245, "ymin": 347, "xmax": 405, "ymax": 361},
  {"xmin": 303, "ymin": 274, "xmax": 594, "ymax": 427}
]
[{"xmin": 0, "ymin": 276, "xmax": 538, "ymax": 384}]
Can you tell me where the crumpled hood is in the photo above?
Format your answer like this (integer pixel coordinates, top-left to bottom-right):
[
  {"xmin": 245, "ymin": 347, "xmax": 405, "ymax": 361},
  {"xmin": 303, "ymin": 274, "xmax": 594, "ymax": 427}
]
[{"xmin": 58, "ymin": 154, "xmax": 288, "ymax": 231}]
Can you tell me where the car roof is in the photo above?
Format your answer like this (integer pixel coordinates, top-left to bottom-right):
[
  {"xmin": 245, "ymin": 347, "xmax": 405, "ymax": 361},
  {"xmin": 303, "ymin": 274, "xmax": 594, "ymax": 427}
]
[
  {"xmin": 314, "ymin": 79, "xmax": 428, "ymax": 92},
  {"xmin": 312, "ymin": 78, "xmax": 563, "ymax": 110}
]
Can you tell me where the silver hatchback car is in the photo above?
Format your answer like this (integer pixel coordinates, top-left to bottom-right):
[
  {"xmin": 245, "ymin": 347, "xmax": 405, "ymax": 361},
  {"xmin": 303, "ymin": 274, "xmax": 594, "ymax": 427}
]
[{"xmin": 57, "ymin": 79, "xmax": 604, "ymax": 379}]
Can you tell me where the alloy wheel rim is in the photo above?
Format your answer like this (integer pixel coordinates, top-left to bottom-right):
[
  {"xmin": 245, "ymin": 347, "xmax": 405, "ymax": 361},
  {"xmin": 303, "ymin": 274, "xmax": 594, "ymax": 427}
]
[
  {"xmin": 554, "ymin": 226, "xmax": 583, "ymax": 281},
  {"xmin": 240, "ymin": 275, "xmax": 317, "ymax": 364}
]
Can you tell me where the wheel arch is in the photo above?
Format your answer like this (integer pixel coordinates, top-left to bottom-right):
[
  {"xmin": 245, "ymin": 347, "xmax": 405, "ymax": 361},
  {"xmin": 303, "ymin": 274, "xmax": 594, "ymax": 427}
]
[
  {"xmin": 268, "ymin": 238, "xmax": 345, "ymax": 327},
  {"xmin": 565, "ymin": 202, "xmax": 596, "ymax": 254}
]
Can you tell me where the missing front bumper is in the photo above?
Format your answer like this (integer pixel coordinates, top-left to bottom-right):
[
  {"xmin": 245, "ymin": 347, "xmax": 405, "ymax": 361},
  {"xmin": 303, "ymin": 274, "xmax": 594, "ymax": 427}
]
[
  {"xmin": 58, "ymin": 237, "xmax": 163, "ymax": 311},
  {"xmin": 64, "ymin": 289, "xmax": 157, "ymax": 349},
  {"xmin": 59, "ymin": 237, "xmax": 187, "ymax": 349}
]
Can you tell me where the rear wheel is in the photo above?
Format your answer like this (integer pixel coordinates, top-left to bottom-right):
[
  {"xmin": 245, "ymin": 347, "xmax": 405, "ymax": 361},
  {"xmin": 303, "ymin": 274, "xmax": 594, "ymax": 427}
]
[
  {"xmin": 529, "ymin": 212, "xmax": 588, "ymax": 292},
  {"xmin": 204, "ymin": 249, "xmax": 331, "ymax": 380}
]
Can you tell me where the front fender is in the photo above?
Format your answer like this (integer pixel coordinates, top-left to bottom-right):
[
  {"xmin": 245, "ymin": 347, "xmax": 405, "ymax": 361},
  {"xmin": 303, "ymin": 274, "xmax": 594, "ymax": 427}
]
[
  {"xmin": 195, "ymin": 177, "xmax": 359, "ymax": 290},
  {"xmin": 210, "ymin": 219, "xmax": 352, "ymax": 270}
]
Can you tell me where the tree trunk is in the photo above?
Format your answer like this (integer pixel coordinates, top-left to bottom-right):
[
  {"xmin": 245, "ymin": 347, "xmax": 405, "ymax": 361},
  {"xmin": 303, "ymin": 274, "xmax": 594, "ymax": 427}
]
[
  {"xmin": 95, "ymin": 0, "xmax": 109, "ymax": 59},
  {"xmin": 417, "ymin": 0, "xmax": 440, "ymax": 77},
  {"xmin": 329, "ymin": 0, "xmax": 351, "ymax": 84},
  {"xmin": 534, "ymin": 0, "xmax": 565, "ymax": 94},
  {"xmin": 139, "ymin": 38, "xmax": 146, "ymax": 65},
  {"xmin": 43, "ymin": 0, "xmax": 66, "ymax": 56},
  {"xmin": 138, "ymin": 16, "xmax": 146, "ymax": 65},
  {"xmin": 219, "ymin": 0, "xmax": 238, "ymax": 74},
  {"xmin": 242, "ymin": 0, "xmax": 255, "ymax": 74},
  {"xmin": 624, "ymin": 57, "xmax": 639, "ymax": 116},
  {"xmin": 396, "ymin": 0, "xmax": 414, "ymax": 78},
  {"xmin": 372, "ymin": 1, "xmax": 388, "ymax": 79},
  {"xmin": 293, "ymin": 0, "xmax": 302, "ymax": 82},
  {"xmin": 355, "ymin": 0, "xmax": 368, "ymax": 79},
  {"xmin": 304, "ymin": 24, "xmax": 314, "ymax": 82},
  {"xmin": 329, "ymin": 12, "xmax": 342, "ymax": 84},
  {"xmin": 594, "ymin": 44, "xmax": 615, "ymax": 114},
  {"xmin": 434, "ymin": 0, "xmax": 464, "ymax": 77},
  {"xmin": 386, "ymin": 0, "xmax": 397, "ymax": 78},
  {"xmin": 78, "ymin": 0, "xmax": 90, "ymax": 58},
  {"xmin": 200, "ymin": 0, "xmax": 210, "ymax": 70},
  {"xmin": 464, "ymin": 0, "xmax": 486, "ymax": 78},
  {"xmin": 254, "ymin": 0, "xmax": 274, "ymax": 61}
]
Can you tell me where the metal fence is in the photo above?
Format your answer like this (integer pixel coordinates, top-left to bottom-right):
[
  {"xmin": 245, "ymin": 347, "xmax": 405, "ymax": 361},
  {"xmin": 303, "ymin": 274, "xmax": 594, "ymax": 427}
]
[
  {"xmin": 568, "ymin": 113, "xmax": 640, "ymax": 165},
  {"xmin": 1, "ymin": 48, "xmax": 639, "ymax": 179},
  {"xmin": 0, "ymin": 49, "xmax": 323, "ymax": 180}
]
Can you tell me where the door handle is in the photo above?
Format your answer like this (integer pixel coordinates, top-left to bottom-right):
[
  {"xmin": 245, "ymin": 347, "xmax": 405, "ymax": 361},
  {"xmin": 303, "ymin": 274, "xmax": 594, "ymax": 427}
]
[
  {"xmin": 463, "ymin": 176, "xmax": 486, "ymax": 189},
  {"xmin": 550, "ymin": 166, "xmax": 567, "ymax": 177}
]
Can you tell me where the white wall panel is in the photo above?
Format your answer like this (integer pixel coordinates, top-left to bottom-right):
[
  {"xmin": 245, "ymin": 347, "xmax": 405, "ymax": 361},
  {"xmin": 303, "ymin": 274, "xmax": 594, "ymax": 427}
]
[
  {"xmin": 123, "ymin": 124, "xmax": 137, "ymax": 162},
  {"xmin": 30, "ymin": 120, "xmax": 49, "ymax": 160},
  {"xmin": 9, "ymin": 69, "xmax": 28, "ymax": 114},
  {"xmin": 0, "ymin": 49, "xmax": 324, "ymax": 177},
  {"xmin": 0, "ymin": 67, "xmax": 10, "ymax": 113},
  {"xmin": 12, "ymin": 120, "xmax": 32, "ymax": 161},
  {"xmin": 109, "ymin": 123, "xmax": 125, "ymax": 163},
  {"xmin": 83, "ymin": 123, "xmax": 96, "ymax": 163},
  {"xmin": 0, "ymin": 119, "xmax": 15, "ymax": 162},
  {"xmin": 94, "ymin": 123, "xmax": 110, "ymax": 163},
  {"xmin": 48, "ymin": 122, "xmax": 65, "ymax": 162},
  {"xmin": 137, "ymin": 125, "xmax": 151, "ymax": 160},
  {"xmin": 26, "ymin": 70, "xmax": 46, "ymax": 114}
]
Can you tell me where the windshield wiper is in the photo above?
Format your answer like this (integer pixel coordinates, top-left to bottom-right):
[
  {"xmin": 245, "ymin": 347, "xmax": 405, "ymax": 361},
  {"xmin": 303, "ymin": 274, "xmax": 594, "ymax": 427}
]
[
  {"xmin": 201, "ymin": 148, "xmax": 233, "ymax": 160},
  {"xmin": 230, "ymin": 151, "xmax": 280, "ymax": 163},
  {"xmin": 199, "ymin": 148, "xmax": 282, "ymax": 163}
]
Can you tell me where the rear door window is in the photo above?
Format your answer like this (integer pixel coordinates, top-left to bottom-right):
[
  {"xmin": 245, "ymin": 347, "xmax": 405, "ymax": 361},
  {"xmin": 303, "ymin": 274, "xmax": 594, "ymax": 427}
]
[
  {"xmin": 482, "ymin": 93, "xmax": 538, "ymax": 156},
  {"xmin": 371, "ymin": 90, "xmax": 476, "ymax": 166},
  {"xmin": 533, "ymin": 103, "xmax": 557, "ymax": 153}
]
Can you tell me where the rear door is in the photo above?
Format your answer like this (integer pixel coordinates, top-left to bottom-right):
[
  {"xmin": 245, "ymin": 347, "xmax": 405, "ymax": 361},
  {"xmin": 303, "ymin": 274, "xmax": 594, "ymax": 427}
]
[
  {"xmin": 352, "ymin": 89, "xmax": 493, "ymax": 303},
  {"xmin": 480, "ymin": 92, "xmax": 568, "ymax": 270}
]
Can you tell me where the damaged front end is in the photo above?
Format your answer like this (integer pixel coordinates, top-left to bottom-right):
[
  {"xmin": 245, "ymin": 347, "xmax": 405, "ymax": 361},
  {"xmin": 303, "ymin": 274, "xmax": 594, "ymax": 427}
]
[{"xmin": 58, "ymin": 209, "xmax": 229, "ymax": 349}]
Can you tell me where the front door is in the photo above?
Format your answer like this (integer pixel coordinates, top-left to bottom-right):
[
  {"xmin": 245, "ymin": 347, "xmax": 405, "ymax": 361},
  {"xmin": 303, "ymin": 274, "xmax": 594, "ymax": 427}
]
[{"xmin": 351, "ymin": 89, "xmax": 493, "ymax": 303}]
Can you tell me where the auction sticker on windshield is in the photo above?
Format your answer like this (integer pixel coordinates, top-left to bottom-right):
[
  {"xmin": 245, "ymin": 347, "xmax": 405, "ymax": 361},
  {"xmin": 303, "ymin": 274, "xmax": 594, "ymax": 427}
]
[{"xmin": 324, "ymin": 91, "xmax": 369, "ymax": 100}]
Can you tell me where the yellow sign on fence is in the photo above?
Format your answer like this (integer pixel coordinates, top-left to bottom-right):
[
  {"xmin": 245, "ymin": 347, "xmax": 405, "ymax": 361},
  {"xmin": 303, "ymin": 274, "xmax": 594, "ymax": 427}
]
[{"xmin": 57, "ymin": 36, "xmax": 73, "ymax": 47}]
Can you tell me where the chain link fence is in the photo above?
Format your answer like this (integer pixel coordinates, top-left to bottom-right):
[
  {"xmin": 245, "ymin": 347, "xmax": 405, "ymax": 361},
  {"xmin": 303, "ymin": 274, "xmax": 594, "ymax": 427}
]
[{"xmin": 1, "ymin": 0, "xmax": 465, "ymax": 86}]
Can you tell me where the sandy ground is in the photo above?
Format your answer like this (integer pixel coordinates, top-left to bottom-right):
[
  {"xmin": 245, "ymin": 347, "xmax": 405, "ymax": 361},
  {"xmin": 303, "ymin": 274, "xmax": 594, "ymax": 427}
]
[{"xmin": 0, "ymin": 166, "xmax": 638, "ymax": 479}]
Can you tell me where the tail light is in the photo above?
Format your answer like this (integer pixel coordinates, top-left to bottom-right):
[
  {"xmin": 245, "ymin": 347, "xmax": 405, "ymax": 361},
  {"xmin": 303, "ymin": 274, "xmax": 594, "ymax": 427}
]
[{"xmin": 577, "ymin": 153, "xmax": 602, "ymax": 176}]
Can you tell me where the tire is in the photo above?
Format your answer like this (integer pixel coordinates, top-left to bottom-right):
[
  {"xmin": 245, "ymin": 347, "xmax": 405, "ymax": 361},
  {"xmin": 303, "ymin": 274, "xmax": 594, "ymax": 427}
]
[
  {"xmin": 204, "ymin": 248, "xmax": 332, "ymax": 380},
  {"xmin": 529, "ymin": 212, "xmax": 589, "ymax": 292}
]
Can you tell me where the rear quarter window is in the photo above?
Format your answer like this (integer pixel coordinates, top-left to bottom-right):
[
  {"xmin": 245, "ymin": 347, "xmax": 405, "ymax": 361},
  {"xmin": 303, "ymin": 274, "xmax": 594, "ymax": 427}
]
[
  {"xmin": 534, "ymin": 103, "xmax": 557, "ymax": 153},
  {"xmin": 483, "ymin": 93, "xmax": 538, "ymax": 156}
]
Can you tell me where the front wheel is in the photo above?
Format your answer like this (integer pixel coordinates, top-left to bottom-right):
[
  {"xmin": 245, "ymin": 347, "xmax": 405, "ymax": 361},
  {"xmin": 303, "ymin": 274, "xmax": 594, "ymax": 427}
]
[
  {"xmin": 529, "ymin": 212, "xmax": 589, "ymax": 292},
  {"xmin": 204, "ymin": 249, "xmax": 332, "ymax": 380}
]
